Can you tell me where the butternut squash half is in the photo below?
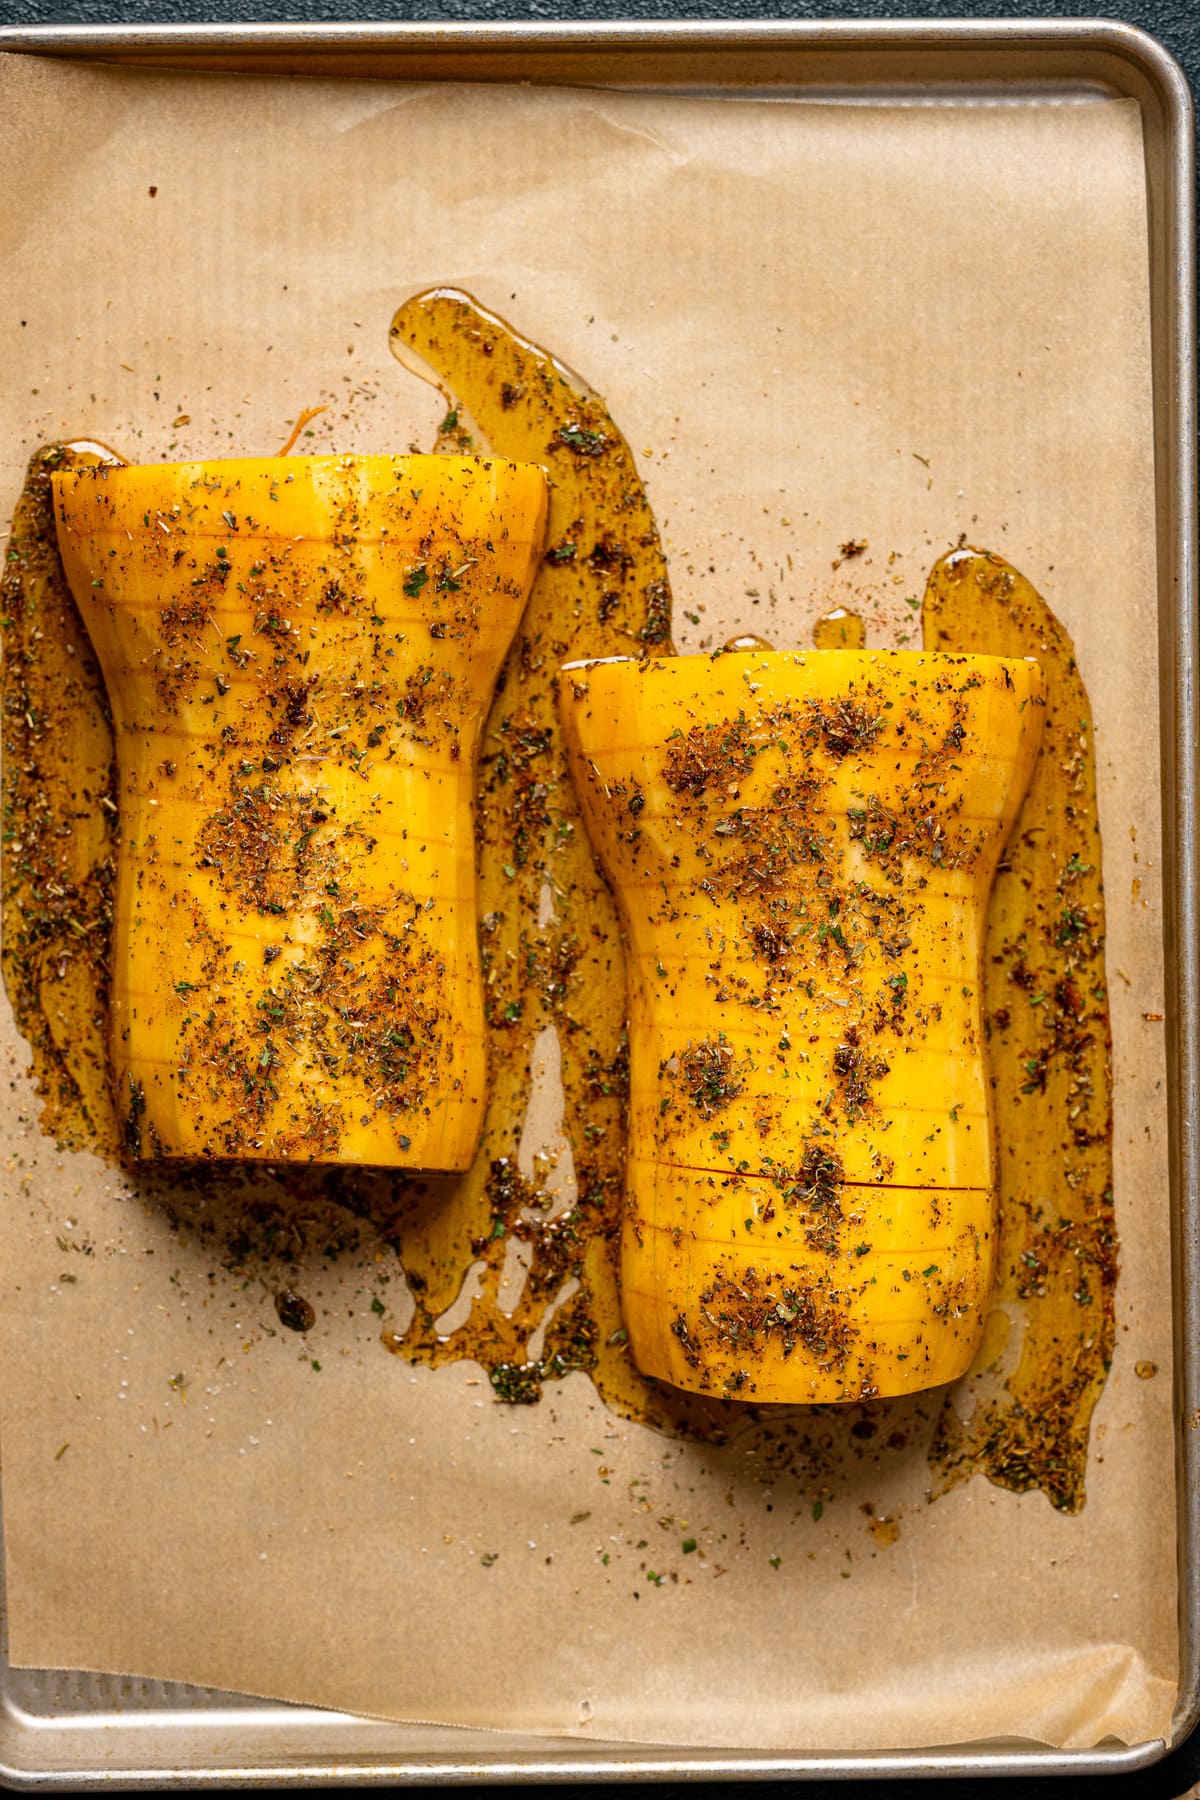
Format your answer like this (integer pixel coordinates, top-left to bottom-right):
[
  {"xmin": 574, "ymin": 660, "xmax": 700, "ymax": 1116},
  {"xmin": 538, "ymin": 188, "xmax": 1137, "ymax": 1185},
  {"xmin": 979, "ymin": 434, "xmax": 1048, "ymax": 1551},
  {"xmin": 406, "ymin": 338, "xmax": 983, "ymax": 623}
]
[
  {"xmin": 53, "ymin": 453, "xmax": 547, "ymax": 1167},
  {"xmin": 559, "ymin": 648, "xmax": 1044, "ymax": 1402}
]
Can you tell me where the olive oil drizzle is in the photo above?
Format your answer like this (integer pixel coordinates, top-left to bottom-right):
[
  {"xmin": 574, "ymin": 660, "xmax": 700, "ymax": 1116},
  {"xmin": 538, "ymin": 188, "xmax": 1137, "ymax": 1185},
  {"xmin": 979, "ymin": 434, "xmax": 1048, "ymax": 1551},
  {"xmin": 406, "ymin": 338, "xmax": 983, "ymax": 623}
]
[
  {"xmin": 812, "ymin": 606, "xmax": 866, "ymax": 650},
  {"xmin": 0, "ymin": 314, "xmax": 1115, "ymax": 1506},
  {"xmin": 383, "ymin": 288, "xmax": 693, "ymax": 1425},
  {"xmin": 1, "ymin": 442, "xmax": 122, "ymax": 1157},
  {"xmin": 722, "ymin": 632, "xmax": 775, "ymax": 653},
  {"xmin": 922, "ymin": 548, "xmax": 1115, "ymax": 1512}
]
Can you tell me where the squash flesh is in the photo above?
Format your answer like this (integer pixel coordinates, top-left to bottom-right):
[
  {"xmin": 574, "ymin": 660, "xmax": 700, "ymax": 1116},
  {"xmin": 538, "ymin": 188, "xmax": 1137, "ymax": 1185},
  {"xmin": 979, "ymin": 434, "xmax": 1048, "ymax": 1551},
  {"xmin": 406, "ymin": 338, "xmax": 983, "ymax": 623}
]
[
  {"xmin": 559, "ymin": 648, "xmax": 1045, "ymax": 1402},
  {"xmin": 52, "ymin": 453, "xmax": 547, "ymax": 1167}
]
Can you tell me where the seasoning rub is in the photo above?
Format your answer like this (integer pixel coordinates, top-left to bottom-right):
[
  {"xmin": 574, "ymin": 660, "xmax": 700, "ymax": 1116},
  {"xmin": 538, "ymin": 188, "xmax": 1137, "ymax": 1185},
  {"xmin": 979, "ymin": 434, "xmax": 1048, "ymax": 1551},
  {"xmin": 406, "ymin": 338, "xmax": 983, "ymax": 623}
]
[
  {"xmin": 51, "ymin": 453, "xmax": 547, "ymax": 1166},
  {"xmin": 559, "ymin": 648, "xmax": 1045, "ymax": 1402}
]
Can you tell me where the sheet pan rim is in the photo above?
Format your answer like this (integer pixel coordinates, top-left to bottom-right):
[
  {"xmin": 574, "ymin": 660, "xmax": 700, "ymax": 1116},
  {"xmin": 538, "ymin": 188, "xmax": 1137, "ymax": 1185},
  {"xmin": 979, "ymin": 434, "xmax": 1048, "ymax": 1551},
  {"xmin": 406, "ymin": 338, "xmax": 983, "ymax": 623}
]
[{"xmin": 0, "ymin": 14, "xmax": 1193, "ymax": 1789}]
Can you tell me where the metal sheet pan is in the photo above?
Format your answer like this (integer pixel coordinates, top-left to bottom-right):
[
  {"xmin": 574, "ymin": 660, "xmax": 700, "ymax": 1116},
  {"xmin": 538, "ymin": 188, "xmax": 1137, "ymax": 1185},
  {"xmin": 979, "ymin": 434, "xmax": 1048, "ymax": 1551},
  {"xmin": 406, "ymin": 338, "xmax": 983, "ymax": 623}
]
[{"xmin": 0, "ymin": 19, "xmax": 1194, "ymax": 1787}]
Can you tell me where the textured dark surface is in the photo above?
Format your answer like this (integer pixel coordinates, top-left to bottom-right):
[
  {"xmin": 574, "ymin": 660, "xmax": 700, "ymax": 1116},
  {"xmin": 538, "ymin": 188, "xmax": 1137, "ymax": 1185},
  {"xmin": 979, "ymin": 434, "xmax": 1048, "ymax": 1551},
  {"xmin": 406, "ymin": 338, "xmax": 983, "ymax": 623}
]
[
  {"xmin": 0, "ymin": 0, "xmax": 1191, "ymax": 64},
  {"xmin": 0, "ymin": 0, "xmax": 1195, "ymax": 1794}
]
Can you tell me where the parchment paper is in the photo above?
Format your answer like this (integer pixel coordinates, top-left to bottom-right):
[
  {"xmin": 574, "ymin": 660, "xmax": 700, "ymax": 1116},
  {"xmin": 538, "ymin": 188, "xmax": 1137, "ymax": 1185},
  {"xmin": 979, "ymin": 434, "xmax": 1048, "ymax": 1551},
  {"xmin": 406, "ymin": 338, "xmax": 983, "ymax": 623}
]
[{"xmin": 0, "ymin": 54, "xmax": 1176, "ymax": 1751}]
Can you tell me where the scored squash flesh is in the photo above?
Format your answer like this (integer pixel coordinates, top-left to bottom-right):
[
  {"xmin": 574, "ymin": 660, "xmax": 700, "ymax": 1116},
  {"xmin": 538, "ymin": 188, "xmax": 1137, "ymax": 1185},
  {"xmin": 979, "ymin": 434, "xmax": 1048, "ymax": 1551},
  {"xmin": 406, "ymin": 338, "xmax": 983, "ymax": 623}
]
[
  {"xmin": 559, "ymin": 648, "xmax": 1045, "ymax": 1402},
  {"xmin": 52, "ymin": 453, "xmax": 547, "ymax": 1168}
]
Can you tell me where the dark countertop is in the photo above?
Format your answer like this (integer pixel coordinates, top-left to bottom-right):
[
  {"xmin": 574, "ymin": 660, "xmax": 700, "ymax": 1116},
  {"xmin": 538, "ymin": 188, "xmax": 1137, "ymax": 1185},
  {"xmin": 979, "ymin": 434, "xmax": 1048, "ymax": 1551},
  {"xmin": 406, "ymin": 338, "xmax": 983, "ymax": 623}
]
[
  {"xmin": 0, "ymin": 2, "xmax": 1194, "ymax": 1793},
  {"xmin": 0, "ymin": 0, "xmax": 1195, "ymax": 62}
]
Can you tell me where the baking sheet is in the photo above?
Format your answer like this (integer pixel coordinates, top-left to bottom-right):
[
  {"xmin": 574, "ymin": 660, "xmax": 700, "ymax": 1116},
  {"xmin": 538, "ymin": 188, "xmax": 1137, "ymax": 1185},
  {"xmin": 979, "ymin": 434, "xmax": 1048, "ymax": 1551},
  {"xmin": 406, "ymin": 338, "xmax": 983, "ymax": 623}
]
[{"xmin": 0, "ymin": 52, "xmax": 1177, "ymax": 1752}]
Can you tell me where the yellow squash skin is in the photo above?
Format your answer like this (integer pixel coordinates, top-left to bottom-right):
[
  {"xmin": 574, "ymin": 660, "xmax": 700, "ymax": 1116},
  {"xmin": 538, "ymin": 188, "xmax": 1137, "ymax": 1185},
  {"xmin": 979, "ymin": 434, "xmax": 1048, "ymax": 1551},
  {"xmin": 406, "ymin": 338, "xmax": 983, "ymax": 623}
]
[
  {"xmin": 52, "ymin": 454, "xmax": 547, "ymax": 1167},
  {"xmin": 559, "ymin": 649, "xmax": 1045, "ymax": 1402}
]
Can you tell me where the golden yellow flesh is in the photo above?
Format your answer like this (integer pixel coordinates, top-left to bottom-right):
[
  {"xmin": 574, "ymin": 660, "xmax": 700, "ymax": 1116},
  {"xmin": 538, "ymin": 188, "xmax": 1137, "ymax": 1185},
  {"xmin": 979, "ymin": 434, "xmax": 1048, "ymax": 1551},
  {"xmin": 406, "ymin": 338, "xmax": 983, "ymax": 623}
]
[
  {"xmin": 559, "ymin": 649, "xmax": 1045, "ymax": 1402},
  {"xmin": 52, "ymin": 453, "xmax": 547, "ymax": 1167}
]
